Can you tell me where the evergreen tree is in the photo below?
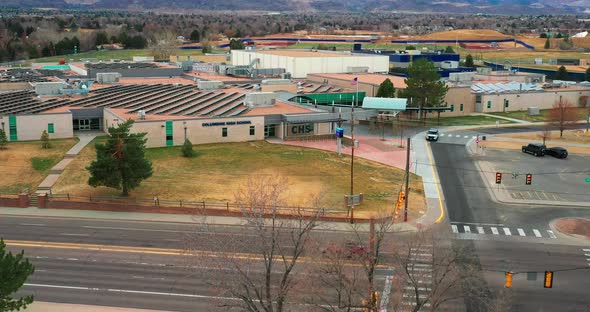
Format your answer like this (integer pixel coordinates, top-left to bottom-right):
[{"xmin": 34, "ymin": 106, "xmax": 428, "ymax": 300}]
[
  {"xmin": 544, "ymin": 37, "xmax": 550, "ymax": 49},
  {"xmin": 201, "ymin": 44, "xmax": 212, "ymax": 54},
  {"xmin": 41, "ymin": 130, "xmax": 50, "ymax": 149},
  {"xmin": 0, "ymin": 238, "xmax": 35, "ymax": 311},
  {"xmin": 555, "ymin": 66, "xmax": 569, "ymax": 80},
  {"xmin": 182, "ymin": 139, "xmax": 195, "ymax": 158},
  {"xmin": 0, "ymin": 129, "xmax": 7, "ymax": 149},
  {"xmin": 444, "ymin": 46, "xmax": 455, "ymax": 53},
  {"xmin": 376, "ymin": 78, "xmax": 396, "ymax": 98},
  {"xmin": 190, "ymin": 29, "xmax": 200, "ymax": 42},
  {"xmin": 95, "ymin": 31, "xmax": 109, "ymax": 46},
  {"xmin": 404, "ymin": 59, "xmax": 449, "ymax": 120},
  {"xmin": 229, "ymin": 38, "xmax": 245, "ymax": 50},
  {"xmin": 465, "ymin": 54, "xmax": 474, "ymax": 68},
  {"xmin": 87, "ymin": 120, "xmax": 153, "ymax": 196}
]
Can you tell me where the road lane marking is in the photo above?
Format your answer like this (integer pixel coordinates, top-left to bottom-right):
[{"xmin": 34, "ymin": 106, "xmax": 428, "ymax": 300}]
[
  {"xmin": 464, "ymin": 136, "xmax": 469, "ymax": 138},
  {"xmin": 463, "ymin": 226, "xmax": 471, "ymax": 233},
  {"xmin": 451, "ymin": 225, "xmax": 458, "ymax": 233},
  {"xmin": 450, "ymin": 222, "xmax": 504, "ymax": 226},
  {"xmin": 455, "ymin": 135, "xmax": 461, "ymax": 138},
  {"xmin": 472, "ymin": 136, "xmax": 477, "ymax": 139},
  {"xmin": 503, "ymin": 228, "xmax": 512, "ymax": 236},
  {"xmin": 60, "ymin": 233, "xmax": 89, "ymax": 236},
  {"xmin": 517, "ymin": 228, "xmax": 526, "ymax": 236},
  {"xmin": 476, "ymin": 227, "xmax": 485, "ymax": 234},
  {"xmin": 20, "ymin": 223, "xmax": 46, "ymax": 226},
  {"xmin": 533, "ymin": 229, "xmax": 542, "ymax": 237},
  {"xmin": 380, "ymin": 275, "xmax": 393, "ymax": 312},
  {"xmin": 547, "ymin": 230, "xmax": 557, "ymax": 239},
  {"xmin": 491, "ymin": 227, "xmax": 499, "ymax": 235},
  {"xmin": 582, "ymin": 249, "xmax": 590, "ymax": 252}
]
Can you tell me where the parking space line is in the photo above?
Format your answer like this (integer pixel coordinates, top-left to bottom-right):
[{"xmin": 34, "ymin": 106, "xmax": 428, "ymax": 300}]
[
  {"xmin": 477, "ymin": 226, "xmax": 485, "ymax": 234},
  {"xmin": 451, "ymin": 225, "xmax": 458, "ymax": 233},
  {"xmin": 491, "ymin": 227, "xmax": 499, "ymax": 235},
  {"xmin": 533, "ymin": 229, "xmax": 542, "ymax": 237},
  {"xmin": 547, "ymin": 230, "xmax": 557, "ymax": 239},
  {"xmin": 463, "ymin": 226, "xmax": 471, "ymax": 233},
  {"xmin": 517, "ymin": 228, "xmax": 526, "ymax": 236},
  {"xmin": 503, "ymin": 228, "xmax": 512, "ymax": 236}
]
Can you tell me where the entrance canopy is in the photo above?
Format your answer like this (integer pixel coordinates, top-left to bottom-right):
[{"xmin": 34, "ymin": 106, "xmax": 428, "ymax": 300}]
[{"xmin": 361, "ymin": 97, "xmax": 407, "ymax": 111}]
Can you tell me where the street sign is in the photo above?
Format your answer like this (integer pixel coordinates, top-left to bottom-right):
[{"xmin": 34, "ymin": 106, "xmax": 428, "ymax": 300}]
[
  {"xmin": 345, "ymin": 193, "xmax": 364, "ymax": 207},
  {"xmin": 585, "ymin": 177, "xmax": 590, "ymax": 183}
]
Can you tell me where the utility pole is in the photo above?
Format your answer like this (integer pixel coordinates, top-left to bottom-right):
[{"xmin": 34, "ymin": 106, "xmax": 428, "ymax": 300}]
[
  {"xmin": 350, "ymin": 105, "xmax": 355, "ymax": 224},
  {"xmin": 404, "ymin": 137, "xmax": 410, "ymax": 222}
]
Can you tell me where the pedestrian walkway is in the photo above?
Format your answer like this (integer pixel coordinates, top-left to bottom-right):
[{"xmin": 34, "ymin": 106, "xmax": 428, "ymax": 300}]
[
  {"xmin": 411, "ymin": 133, "xmax": 444, "ymax": 227},
  {"xmin": 36, "ymin": 134, "xmax": 97, "ymax": 195},
  {"xmin": 400, "ymin": 245, "xmax": 433, "ymax": 310},
  {"xmin": 469, "ymin": 113, "xmax": 532, "ymax": 124},
  {"xmin": 25, "ymin": 301, "xmax": 166, "ymax": 312},
  {"xmin": 267, "ymin": 135, "xmax": 410, "ymax": 170},
  {"xmin": 450, "ymin": 222, "xmax": 556, "ymax": 239}
]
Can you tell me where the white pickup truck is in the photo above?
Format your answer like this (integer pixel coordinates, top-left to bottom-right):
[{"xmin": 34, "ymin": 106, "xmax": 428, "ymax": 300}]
[{"xmin": 425, "ymin": 128, "xmax": 439, "ymax": 141}]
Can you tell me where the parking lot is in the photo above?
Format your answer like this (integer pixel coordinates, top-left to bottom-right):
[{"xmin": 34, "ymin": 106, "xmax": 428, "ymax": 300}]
[{"xmin": 479, "ymin": 148, "xmax": 590, "ymax": 203}]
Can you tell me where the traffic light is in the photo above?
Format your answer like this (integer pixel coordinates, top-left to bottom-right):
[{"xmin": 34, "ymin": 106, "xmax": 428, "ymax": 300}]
[
  {"xmin": 496, "ymin": 172, "xmax": 502, "ymax": 184},
  {"xmin": 526, "ymin": 173, "xmax": 532, "ymax": 185},
  {"xmin": 544, "ymin": 271, "xmax": 553, "ymax": 288},
  {"xmin": 505, "ymin": 272, "xmax": 513, "ymax": 288}
]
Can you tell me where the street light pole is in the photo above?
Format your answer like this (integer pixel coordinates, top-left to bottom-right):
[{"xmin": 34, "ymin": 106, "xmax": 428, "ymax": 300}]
[{"xmin": 350, "ymin": 105, "xmax": 355, "ymax": 224}]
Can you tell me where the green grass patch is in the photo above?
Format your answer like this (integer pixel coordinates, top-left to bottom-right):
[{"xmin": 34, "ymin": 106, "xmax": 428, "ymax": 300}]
[
  {"xmin": 31, "ymin": 157, "xmax": 59, "ymax": 173},
  {"xmin": 490, "ymin": 108, "xmax": 588, "ymax": 123},
  {"xmin": 431, "ymin": 115, "xmax": 515, "ymax": 126}
]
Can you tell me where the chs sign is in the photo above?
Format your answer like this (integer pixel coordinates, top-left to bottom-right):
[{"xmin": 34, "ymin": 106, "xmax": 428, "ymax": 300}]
[{"xmin": 290, "ymin": 123, "xmax": 314, "ymax": 136}]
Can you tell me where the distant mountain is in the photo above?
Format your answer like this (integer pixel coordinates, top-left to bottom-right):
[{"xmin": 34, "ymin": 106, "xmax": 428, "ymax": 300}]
[{"xmin": 7, "ymin": 0, "xmax": 590, "ymax": 13}]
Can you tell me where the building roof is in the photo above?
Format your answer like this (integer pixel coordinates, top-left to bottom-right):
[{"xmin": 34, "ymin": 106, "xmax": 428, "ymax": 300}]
[
  {"xmin": 471, "ymin": 82, "xmax": 544, "ymax": 93},
  {"xmin": 249, "ymin": 50, "xmax": 354, "ymax": 58},
  {"xmin": 362, "ymin": 97, "xmax": 407, "ymax": 111},
  {"xmin": 117, "ymin": 77, "xmax": 196, "ymax": 85},
  {"xmin": 309, "ymin": 73, "xmax": 407, "ymax": 89},
  {"xmin": 243, "ymin": 101, "xmax": 315, "ymax": 116}
]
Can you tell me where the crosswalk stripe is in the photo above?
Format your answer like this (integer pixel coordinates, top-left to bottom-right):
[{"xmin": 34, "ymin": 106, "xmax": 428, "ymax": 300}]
[
  {"xmin": 547, "ymin": 230, "xmax": 556, "ymax": 239},
  {"xmin": 455, "ymin": 135, "xmax": 461, "ymax": 138},
  {"xmin": 440, "ymin": 133, "xmax": 445, "ymax": 136},
  {"xmin": 404, "ymin": 286, "xmax": 432, "ymax": 291},
  {"xmin": 517, "ymin": 228, "xmax": 526, "ymax": 236},
  {"xmin": 472, "ymin": 136, "xmax": 477, "ymax": 139},
  {"xmin": 464, "ymin": 135, "xmax": 469, "ymax": 138},
  {"xmin": 413, "ymin": 263, "xmax": 432, "ymax": 267},
  {"xmin": 503, "ymin": 228, "xmax": 512, "ymax": 236},
  {"xmin": 491, "ymin": 227, "xmax": 499, "ymax": 235},
  {"xmin": 463, "ymin": 225, "xmax": 471, "ymax": 233},
  {"xmin": 477, "ymin": 226, "xmax": 485, "ymax": 234},
  {"xmin": 583, "ymin": 249, "xmax": 590, "ymax": 252},
  {"xmin": 533, "ymin": 229, "xmax": 542, "ymax": 237},
  {"xmin": 451, "ymin": 225, "xmax": 458, "ymax": 233}
]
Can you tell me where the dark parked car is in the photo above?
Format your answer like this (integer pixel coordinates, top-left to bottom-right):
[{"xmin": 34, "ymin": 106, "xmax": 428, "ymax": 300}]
[
  {"xmin": 521, "ymin": 143, "xmax": 546, "ymax": 157},
  {"xmin": 545, "ymin": 147, "xmax": 568, "ymax": 159}
]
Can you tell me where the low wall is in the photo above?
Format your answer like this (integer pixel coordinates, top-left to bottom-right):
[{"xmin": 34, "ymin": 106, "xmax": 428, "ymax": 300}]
[
  {"xmin": 0, "ymin": 194, "xmax": 29, "ymax": 208},
  {"xmin": 37, "ymin": 195, "xmax": 370, "ymax": 223}
]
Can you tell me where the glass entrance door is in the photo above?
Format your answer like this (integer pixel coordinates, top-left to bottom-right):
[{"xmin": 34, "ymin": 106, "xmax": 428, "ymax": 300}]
[{"xmin": 79, "ymin": 119, "xmax": 91, "ymax": 131}]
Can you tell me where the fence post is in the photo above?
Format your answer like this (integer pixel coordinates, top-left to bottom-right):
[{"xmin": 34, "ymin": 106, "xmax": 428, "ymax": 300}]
[
  {"xmin": 67, "ymin": 193, "xmax": 70, "ymax": 200},
  {"xmin": 226, "ymin": 202, "xmax": 229, "ymax": 212},
  {"xmin": 202, "ymin": 201, "xmax": 205, "ymax": 209},
  {"xmin": 180, "ymin": 200, "xmax": 183, "ymax": 207}
]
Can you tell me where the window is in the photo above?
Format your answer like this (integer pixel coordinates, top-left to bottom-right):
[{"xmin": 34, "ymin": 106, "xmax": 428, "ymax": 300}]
[
  {"xmin": 165, "ymin": 121, "xmax": 173, "ymax": 146},
  {"xmin": 460, "ymin": 104, "xmax": 464, "ymax": 112},
  {"xmin": 487, "ymin": 101, "xmax": 491, "ymax": 109},
  {"xmin": 8, "ymin": 116, "xmax": 17, "ymax": 141},
  {"xmin": 222, "ymin": 127, "xmax": 228, "ymax": 137},
  {"xmin": 475, "ymin": 94, "xmax": 482, "ymax": 104},
  {"xmin": 249, "ymin": 125, "xmax": 255, "ymax": 136},
  {"xmin": 48, "ymin": 123, "xmax": 54, "ymax": 134},
  {"xmin": 450, "ymin": 104, "xmax": 454, "ymax": 112}
]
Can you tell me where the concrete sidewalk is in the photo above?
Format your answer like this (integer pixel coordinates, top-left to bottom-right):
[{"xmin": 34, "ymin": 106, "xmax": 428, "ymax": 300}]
[
  {"xmin": 25, "ymin": 302, "xmax": 166, "ymax": 312},
  {"xmin": 469, "ymin": 113, "xmax": 532, "ymax": 124}
]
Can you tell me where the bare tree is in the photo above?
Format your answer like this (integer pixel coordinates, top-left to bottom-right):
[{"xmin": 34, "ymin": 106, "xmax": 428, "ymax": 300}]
[
  {"xmin": 537, "ymin": 124, "xmax": 552, "ymax": 145},
  {"xmin": 184, "ymin": 176, "xmax": 323, "ymax": 312},
  {"xmin": 548, "ymin": 99, "xmax": 580, "ymax": 138}
]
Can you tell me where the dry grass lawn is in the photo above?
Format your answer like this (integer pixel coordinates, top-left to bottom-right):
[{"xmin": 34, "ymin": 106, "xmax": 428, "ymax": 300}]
[
  {"xmin": 0, "ymin": 139, "xmax": 77, "ymax": 193},
  {"xmin": 52, "ymin": 139, "xmax": 425, "ymax": 217}
]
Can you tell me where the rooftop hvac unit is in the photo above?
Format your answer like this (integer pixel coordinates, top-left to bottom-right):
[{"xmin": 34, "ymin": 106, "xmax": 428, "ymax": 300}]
[{"xmin": 138, "ymin": 110, "xmax": 146, "ymax": 120}]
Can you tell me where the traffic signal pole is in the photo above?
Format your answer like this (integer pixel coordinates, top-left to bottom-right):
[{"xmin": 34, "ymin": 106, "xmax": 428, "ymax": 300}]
[{"xmin": 404, "ymin": 137, "xmax": 410, "ymax": 222}]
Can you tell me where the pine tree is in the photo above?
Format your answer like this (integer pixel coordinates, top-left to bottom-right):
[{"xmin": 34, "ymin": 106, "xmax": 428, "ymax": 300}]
[
  {"xmin": 0, "ymin": 238, "xmax": 35, "ymax": 311},
  {"xmin": 229, "ymin": 38, "xmax": 245, "ymax": 50},
  {"xmin": 41, "ymin": 130, "xmax": 50, "ymax": 149},
  {"xmin": 555, "ymin": 66, "xmax": 569, "ymax": 80},
  {"xmin": 585, "ymin": 67, "xmax": 590, "ymax": 82},
  {"xmin": 465, "ymin": 54, "xmax": 474, "ymax": 68},
  {"xmin": 190, "ymin": 29, "xmax": 200, "ymax": 42},
  {"xmin": 376, "ymin": 78, "xmax": 396, "ymax": 98},
  {"xmin": 444, "ymin": 46, "xmax": 455, "ymax": 54},
  {"xmin": 87, "ymin": 120, "xmax": 153, "ymax": 196},
  {"xmin": 0, "ymin": 129, "xmax": 7, "ymax": 149},
  {"xmin": 182, "ymin": 138, "xmax": 195, "ymax": 158},
  {"xmin": 404, "ymin": 59, "xmax": 449, "ymax": 120}
]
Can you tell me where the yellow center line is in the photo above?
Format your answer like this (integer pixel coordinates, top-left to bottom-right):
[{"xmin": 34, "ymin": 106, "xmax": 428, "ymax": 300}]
[{"xmin": 5, "ymin": 240, "xmax": 389, "ymax": 268}]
